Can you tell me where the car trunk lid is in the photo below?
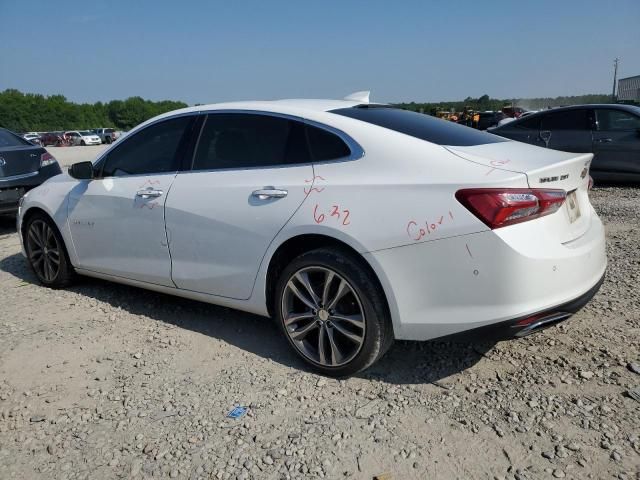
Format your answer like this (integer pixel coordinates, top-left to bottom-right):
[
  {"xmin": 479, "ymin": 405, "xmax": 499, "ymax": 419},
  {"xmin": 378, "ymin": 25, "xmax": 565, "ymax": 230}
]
[
  {"xmin": 445, "ymin": 141, "xmax": 593, "ymax": 243},
  {"xmin": 0, "ymin": 146, "xmax": 43, "ymax": 178}
]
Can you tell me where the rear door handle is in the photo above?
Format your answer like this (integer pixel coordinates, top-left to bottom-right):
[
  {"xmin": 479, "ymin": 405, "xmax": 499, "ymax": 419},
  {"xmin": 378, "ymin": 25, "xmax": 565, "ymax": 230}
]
[
  {"xmin": 252, "ymin": 187, "xmax": 288, "ymax": 200},
  {"xmin": 596, "ymin": 138, "xmax": 613, "ymax": 143},
  {"xmin": 136, "ymin": 189, "xmax": 163, "ymax": 198}
]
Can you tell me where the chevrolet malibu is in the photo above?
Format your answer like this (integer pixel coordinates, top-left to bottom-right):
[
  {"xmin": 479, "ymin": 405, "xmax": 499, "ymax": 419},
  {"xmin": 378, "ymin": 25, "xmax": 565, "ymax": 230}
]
[{"xmin": 17, "ymin": 93, "xmax": 607, "ymax": 376}]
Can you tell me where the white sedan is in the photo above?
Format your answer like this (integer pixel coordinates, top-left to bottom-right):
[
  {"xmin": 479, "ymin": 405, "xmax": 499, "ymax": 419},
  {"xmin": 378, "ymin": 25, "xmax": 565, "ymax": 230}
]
[
  {"xmin": 17, "ymin": 92, "xmax": 606, "ymax": 376},
  {"xmin": 65, "ymin": 130, "xmax": 102, "ymax": 146}
]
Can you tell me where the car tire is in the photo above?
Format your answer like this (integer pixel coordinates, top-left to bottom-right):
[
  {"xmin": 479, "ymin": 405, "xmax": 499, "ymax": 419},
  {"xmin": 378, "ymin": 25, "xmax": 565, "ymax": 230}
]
[
  {"xmin": 23, "ymin": 212, "xmax": 75, "ymax": 288},
  {"xmin": 106, "ymin": 137, "xmax": 112, "ymax": 144},
  {"xmin": 274, "ymin": 248, "xmax": 394, "ymax": 377},
  {"xmin": 81, "ymin": 140, "xmax": 86, "ymax": 146}
]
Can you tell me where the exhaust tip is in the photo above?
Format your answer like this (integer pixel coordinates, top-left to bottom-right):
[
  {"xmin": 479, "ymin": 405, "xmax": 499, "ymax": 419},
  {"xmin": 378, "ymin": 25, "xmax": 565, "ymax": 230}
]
[{"xmin": 514, "ymin": 312, "xmax": 572, "ymax": 337}]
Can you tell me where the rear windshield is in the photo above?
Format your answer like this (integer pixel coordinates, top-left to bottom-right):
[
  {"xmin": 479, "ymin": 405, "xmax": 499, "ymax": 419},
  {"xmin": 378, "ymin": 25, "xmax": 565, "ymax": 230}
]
[
  {"xmin": 0, "ymin": 128, "xmax": 31, "ymax": 147},
  {"xmin": 331, "ymin": 106, "xmax": 508, "ymax": 146}
]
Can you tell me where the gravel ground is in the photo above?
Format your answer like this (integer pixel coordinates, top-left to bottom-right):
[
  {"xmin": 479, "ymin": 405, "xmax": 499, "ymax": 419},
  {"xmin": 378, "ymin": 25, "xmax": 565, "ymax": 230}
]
[{"xmin": 0, "ymin": 183, "xmax": 639, "ymax": 480}]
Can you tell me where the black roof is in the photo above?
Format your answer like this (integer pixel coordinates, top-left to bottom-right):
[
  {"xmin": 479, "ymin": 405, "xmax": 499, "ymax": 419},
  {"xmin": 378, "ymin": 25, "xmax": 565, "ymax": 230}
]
[
  {"xmin": 526, "ymin": 104, "xmax": 639, "ymax": 112},
  {"xmin": 493, "ymin": 104, "xmax": 640, "ymax": 130}
]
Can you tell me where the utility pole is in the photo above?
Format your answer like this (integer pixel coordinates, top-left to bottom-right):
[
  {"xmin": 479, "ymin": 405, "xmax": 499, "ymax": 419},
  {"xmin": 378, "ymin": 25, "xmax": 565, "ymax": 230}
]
[{"xmin": 612, "ymin": 58, "xmax": 619, "ymax": 102}]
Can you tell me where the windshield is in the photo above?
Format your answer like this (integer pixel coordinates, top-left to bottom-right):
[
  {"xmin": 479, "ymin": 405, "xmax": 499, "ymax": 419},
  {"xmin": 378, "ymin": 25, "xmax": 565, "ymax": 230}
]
[
  {"xmin": 331, "ymin": 106, "xmax": 508, "ymax": 147},
  {"xmin": 79, "ymin": 131, "xmax": 92, "ymax": 135}
]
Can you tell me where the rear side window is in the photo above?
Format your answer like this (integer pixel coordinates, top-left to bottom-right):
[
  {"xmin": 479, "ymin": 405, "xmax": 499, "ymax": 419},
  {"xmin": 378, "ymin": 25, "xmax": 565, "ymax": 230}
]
[
  {"xmin": 331, "ymin": 106, "xmax": 507, "ymax": 146},
  {"xmin": 0, "ymin": 129, "xmax": 30, "ymax": 147},
  {"xmin": 102, "ymin": 116, "xmax": 192, "ymax": 177},
  {"xmin": 596, "ymin": 109, "xmax": 640, "ymax": 131},
  {"xmin": 193, "ymin": 114, "xmax": 310, "ymax": 170},
  {"xmin": 540, "ymin": 109, "xmax": 590, "ymax": 131},
  {"xmin": 306, "ymin": 124, "xmax": 351, "ymax": 161}
]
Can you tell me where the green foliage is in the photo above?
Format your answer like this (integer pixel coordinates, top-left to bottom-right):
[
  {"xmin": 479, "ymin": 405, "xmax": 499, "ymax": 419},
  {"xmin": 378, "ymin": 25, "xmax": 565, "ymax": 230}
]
[
  {"xmin": 0, "ymin": 89, "xmax": 616, "ymax": 133},
  {"xmin": 395, "ymin": 93, "xmax": 612, "ymax": 114},
  {"xmin": 0, "ymin": 89, "xmax": 188, "ymax": 132}
]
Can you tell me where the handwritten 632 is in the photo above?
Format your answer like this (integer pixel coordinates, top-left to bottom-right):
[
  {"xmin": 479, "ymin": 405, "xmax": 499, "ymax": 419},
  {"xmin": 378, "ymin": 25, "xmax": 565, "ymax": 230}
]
[
  {"xmin": 313, "ymin": 204, "xmax": 351, "ymax": 226},
  {"xmin": 406, "ymin": 211, "xmax": 454, "ymax": 241}
]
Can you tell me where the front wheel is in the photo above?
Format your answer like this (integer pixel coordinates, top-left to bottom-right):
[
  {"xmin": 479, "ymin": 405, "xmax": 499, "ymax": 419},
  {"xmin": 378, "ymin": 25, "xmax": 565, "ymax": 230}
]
[
  {"xmin": 80, "ymin": 140, "xmax": 86, "ymax": 146},
  {"xmin": 24, "ymin": 213, "xmax": 75, "ymax": 288},
  {"xmin": 275, "ymin": 248, "xmax": 393, "ymax": 377}
]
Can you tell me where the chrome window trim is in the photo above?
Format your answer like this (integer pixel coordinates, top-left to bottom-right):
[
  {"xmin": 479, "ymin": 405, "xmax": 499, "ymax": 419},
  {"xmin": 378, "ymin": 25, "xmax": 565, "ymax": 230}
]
[
  {"xmin": 92, "ymin": 108, "xmax": 365, "ymax": 176},
  {"xmin": 0, "ymin": 171, "xmax": 39, "ymax": 182}
]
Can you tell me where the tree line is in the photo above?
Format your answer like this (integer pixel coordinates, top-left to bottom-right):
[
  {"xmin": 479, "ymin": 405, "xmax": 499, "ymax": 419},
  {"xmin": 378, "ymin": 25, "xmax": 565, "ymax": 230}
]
[
  {"xmin": 0, "ymin": 89, "xmax": 615, "ymax": 133},
  {"xmin": 0, "ymin": 89, "xmax": 188, "ymax": 133}
]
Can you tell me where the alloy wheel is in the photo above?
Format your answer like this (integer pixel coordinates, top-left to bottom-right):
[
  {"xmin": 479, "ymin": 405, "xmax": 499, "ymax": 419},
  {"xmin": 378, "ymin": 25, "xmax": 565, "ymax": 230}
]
[
  {"xmin": 281, "ymin": 266, "xmax": 366, "ymax": 367},
  {"xmin": 27, "ymin": 220, "xmax": 61, "ymax": 282}
]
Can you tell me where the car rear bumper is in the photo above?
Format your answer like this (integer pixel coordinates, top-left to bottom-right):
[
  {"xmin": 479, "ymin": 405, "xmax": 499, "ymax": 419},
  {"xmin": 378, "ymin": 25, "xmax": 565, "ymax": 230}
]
[
  {"xmin": 364, "ymin": 209, "xmax": 607, "ymax": 341},
  {"xmin": 437, "ymin": 272, "xmax": 605, "ymax": 342},
  {"xmin": 0, "ymin": 164, "xmax": 62, "ymax": 214}
]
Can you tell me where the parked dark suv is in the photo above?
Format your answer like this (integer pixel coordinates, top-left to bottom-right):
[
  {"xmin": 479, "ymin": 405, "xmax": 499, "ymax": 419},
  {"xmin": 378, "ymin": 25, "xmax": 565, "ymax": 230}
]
[
  {"xmin": 0, "ymin": 128, "xmax": 62, "ymax": 214},
  {"xmin": 491, "ymin": 104, "xmax": 640, "ymax": 183}
]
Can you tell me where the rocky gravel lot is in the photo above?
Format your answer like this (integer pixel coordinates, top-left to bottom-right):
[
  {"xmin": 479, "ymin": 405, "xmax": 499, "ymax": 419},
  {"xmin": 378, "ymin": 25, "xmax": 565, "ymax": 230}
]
[{"xmin": 0, "ymin": 185, "xmax": 639, "ymax": 480}]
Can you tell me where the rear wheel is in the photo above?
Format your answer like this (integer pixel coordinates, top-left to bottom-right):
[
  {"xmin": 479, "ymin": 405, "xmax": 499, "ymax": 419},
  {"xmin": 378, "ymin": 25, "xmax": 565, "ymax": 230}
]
[
  {"xmin": 275, "ymin": 248, "xmax": 393, "ymax": 377},
  {"xmin": 106, "ymin": 136, "xmax": 112, "ymax": 144},
  {"xmin": 24, "ymin": 213, "xmax": 74, "ymax": 288}
]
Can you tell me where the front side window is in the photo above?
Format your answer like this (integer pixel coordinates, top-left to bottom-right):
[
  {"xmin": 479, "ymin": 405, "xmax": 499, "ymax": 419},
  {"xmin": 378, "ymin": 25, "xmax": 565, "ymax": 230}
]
[
  {"xmin": 540, "ymin": 109, "xmax": 590, "ymax": 131},
  {"xmin": 101, "ymin": 115, "xmax": 192, "ymax": 177},
  {"xmin": 596, "ymin": 109, "xmax": 640, "ymax": 131}
]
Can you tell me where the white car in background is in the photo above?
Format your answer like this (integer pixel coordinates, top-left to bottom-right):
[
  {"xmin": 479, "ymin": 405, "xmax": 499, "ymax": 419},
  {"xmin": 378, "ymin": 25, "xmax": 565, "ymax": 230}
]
[
  {"xmin": 65, "ymin": 130, "xmax": 102, "ymax": 146},
  {"xmin": 95, "ymin": 128, "xmax": 120, "ymax": 144},
  {"xmin": 17, "ymin": 92, "xmax": 606, "ymax": 376}
]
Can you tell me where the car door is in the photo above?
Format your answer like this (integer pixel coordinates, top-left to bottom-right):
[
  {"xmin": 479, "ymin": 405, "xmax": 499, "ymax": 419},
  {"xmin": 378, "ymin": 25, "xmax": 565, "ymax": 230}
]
[
  {"xmin": 166, "ymin": 112, "xmax": 350, "ymax": 300},
  {"xmin": 67, "ymin": 114, "xmax": 197, "ymax": 286},
  {"xmin": 592, "ymin": 108, "xmax": 640, "ymax": 178},
  {"xmin": 538, "ymin": 109, "xmax": 593, "ymax": 153}
]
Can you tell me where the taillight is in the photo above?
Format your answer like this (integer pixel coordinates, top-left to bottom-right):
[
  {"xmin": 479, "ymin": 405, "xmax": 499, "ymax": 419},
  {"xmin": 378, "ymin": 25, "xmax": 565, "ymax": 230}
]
[
  {"xmin": 455, "ymin": 188, "xmax": 566, "ymax": 229},
  {"xmin": 40, "ymin": 152, "xmax": 57, "ymax": 167}
]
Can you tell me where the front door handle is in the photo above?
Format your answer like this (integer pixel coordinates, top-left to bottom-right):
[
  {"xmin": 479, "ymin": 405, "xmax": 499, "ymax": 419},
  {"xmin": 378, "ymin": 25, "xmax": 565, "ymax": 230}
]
[
  {"xmin": 252, "ymin": 187, "xmax": 288, "ymax": 200},
  {"xmin": 596, "ymin": 138, "xmax": 613, "ymax": 143},
  {"xmin": 136, "ymin": 189, "xmax": 164, "ymax": 199}
]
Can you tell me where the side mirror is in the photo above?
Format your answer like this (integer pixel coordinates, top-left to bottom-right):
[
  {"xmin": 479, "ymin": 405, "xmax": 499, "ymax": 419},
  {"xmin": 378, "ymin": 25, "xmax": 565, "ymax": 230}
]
[{"xmin": 68, "ymin": 161, "xmax": 94, "ymax": 180}]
